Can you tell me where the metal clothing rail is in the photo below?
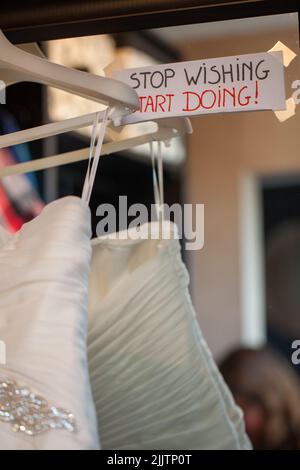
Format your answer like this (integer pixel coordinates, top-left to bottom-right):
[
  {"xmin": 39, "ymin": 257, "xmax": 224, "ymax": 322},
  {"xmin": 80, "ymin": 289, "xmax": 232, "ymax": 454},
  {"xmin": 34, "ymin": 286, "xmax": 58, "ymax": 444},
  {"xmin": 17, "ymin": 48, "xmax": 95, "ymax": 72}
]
[{"xmin": 0, "ymin": 0, "xmax": 299, "ymax": 44}]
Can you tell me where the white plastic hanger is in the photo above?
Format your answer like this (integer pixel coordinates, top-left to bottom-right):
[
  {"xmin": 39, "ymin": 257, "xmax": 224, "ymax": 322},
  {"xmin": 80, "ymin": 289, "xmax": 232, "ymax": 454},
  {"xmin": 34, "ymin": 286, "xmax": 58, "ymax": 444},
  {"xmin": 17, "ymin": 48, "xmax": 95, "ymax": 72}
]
[
  {"xmin": 0, "ymin": 117, "xmax": 192, "ymax": 177},
  {"xmin": 0, "ymin": 30, "xmax": 139, "ymax": 152},
  {"xmin": 0, "ymin": 33, "xmax": 192, "ymax": 177},
  {"xmin": 0, "ymin": 30, "xmax": 138, "ymax": 111}
]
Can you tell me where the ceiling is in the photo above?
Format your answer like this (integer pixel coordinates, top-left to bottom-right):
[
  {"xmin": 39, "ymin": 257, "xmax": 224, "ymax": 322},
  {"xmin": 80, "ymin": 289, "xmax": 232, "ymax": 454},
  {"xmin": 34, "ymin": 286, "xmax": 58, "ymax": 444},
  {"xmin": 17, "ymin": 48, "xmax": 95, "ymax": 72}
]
[{"xmin": 151, "ymin": 12, "xmax": 299, "ymax": 44}]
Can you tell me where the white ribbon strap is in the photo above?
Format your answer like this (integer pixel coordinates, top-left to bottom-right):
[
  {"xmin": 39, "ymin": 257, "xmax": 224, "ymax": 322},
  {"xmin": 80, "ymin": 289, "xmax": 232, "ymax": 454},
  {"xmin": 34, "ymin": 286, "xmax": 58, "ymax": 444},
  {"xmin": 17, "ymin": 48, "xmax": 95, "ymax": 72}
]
[
  {"xmin": 81, "ymin": 112, "xmax": 100, "ymax": 202},
  {"xmin": 82, "ymin": 107, "xmax": 109, "ymax": 204},
  {"xmin": 150, "ymin": 140, "xmax": 164, "ymax": 222}
]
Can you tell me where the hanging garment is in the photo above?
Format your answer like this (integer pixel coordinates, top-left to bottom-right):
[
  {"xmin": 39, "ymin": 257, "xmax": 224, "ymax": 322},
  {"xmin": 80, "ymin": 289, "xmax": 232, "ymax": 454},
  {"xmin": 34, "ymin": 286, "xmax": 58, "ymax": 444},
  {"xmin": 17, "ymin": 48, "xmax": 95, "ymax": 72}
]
[
  {"xmin": 88, "ymin": 221, "xmax": 252, "ymax": 450},
  {"xmin": 0, "ymin": 109, "xmax": 39, "ymax": 191},
  {"xmin": 0, "ymin": 148, "xmax": 44, "ymax": 226},
  {"xmin": 0, "ymin": 196, "xmax": 100, "ymax": 449},
  {"xmin": 0, "ymin": 108, "xmax": 109, "ymax": 450},
  {"xmin": 0, "ymin": 181, "xmax": 24, "ymax": 232}
]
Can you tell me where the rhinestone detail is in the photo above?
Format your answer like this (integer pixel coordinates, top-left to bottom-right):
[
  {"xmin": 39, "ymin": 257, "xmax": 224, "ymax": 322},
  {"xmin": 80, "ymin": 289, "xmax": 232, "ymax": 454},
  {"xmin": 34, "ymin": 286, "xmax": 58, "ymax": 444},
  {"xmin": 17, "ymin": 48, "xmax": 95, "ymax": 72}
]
[{"xmin": 0, "ymin": 378, "xmax": 76, "ymax": 436}]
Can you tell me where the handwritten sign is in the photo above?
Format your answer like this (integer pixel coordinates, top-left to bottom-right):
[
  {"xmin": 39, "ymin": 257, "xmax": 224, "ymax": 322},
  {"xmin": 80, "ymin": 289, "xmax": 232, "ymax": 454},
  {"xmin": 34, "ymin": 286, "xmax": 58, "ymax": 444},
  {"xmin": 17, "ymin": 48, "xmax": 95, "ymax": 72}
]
[{"xmin": 113, "ymin": 51, "xmax": 286, "ymax": 123}]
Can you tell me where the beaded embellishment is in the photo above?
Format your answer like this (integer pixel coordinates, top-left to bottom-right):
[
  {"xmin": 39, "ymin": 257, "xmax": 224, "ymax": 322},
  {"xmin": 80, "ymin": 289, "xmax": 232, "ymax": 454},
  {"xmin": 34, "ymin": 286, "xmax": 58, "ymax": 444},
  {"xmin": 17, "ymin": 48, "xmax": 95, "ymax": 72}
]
[{"xmin": 0, "ymin": 378, "xmax": 76, "ymax": 436}]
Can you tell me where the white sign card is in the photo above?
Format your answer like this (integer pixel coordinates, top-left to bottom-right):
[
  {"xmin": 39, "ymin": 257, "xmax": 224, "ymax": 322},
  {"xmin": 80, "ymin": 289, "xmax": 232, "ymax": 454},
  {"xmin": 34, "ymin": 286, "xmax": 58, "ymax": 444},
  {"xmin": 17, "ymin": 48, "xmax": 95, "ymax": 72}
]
[{"xmin": 113, "ymin": 51, "xmax": 286, "ymax": 124}]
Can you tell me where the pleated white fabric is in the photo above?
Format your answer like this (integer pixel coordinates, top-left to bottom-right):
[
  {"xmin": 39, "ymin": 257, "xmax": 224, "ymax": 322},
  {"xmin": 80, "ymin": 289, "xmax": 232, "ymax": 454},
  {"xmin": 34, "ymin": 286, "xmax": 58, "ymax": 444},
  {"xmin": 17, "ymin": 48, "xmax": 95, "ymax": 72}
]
[
  {"xmin": 0, "ymin": 196, "xmax": 100, "ymax": 450},
  {"xmin": 88, "ymin": 222, "xmax": 251, "ymax": 450}
]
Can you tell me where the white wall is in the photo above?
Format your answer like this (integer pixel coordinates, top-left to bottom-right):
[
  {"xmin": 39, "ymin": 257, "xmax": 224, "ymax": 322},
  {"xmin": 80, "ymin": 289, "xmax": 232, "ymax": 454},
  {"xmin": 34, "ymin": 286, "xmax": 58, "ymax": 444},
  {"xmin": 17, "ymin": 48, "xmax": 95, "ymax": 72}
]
[{"xmin": 179, "ymin": 24, "xmax": 300, "ymax": 359}]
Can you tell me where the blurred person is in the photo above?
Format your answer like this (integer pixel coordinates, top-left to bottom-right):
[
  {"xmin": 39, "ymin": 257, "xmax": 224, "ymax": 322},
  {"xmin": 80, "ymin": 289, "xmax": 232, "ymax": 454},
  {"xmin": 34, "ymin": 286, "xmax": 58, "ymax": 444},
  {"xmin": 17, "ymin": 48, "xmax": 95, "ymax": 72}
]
[
  {"xmin": 219, "ymin": 347, "xmax": 300, "ymax": 450},
  {"xmin": 266, "ymin": 221, "xmax": 300, "ymax": 374}
]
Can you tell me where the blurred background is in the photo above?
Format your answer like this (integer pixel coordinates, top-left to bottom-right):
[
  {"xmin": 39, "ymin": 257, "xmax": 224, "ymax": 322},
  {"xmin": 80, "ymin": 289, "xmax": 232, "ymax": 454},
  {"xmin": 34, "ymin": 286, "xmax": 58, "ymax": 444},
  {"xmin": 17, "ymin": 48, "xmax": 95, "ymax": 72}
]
[{"xmin": 1, "ymin": 8, "xmax": 300, "ymax": 449}]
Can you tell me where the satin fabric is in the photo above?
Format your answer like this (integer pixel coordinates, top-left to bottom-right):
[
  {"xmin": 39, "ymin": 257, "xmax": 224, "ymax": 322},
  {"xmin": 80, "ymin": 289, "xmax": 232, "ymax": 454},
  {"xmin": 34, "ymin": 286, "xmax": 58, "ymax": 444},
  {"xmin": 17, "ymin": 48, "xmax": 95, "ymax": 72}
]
[
  {"xmin": 88, "ymin": 222, "xmax": 251, "ymax": 450},
  {"xmin": 0, "ymin": 196, "xmax": 250, "ymax": 450},
  {"xmin": 0, "ymin": 197, "xmax": 99, "ymax": 449}
]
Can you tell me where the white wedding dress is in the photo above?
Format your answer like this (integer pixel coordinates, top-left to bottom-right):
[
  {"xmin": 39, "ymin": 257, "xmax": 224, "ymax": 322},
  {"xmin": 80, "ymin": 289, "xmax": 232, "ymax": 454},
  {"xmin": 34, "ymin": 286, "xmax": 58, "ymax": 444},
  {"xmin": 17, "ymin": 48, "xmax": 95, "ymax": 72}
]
[
  {"xmin": 88, "ymin": 222, "xmax": 251, "ymax": 450},
  {"xmin": 0, "ymin": 195, "xmax": 251, "ymax": 450}
]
